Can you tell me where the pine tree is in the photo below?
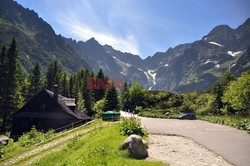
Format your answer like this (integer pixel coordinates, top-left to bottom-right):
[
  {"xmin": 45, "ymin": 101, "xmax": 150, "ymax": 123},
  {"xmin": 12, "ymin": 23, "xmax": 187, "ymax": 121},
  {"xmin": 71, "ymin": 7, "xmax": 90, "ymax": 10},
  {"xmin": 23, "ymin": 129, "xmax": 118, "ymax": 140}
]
[
  {"xmin": 83, "ymin": 88, "xmax": 94, "ymax": 116},
  {"xmin": 0, "ymin": 45, "xmax": 8, "ymax": 103},
  {"xmin": 94, "ymin": 69, "xmax": 106, "ymax": 101},
  {"xmin": 69, "ymin": 75, "xmax": 74, "ymax": 98},
  {"xmin": 76, "ymin": 90, "xmax": 86, "ymax": 113},
  {"xmin": 53, "ymin": 60, "xmax": 62, "ymax": 87},
  {"xmin": 61, "ymin": 72, "xmax": 69, "ymax": 97},
  {"xmin": 46, "ymin": 60, "xmax": 62, "ymax": 91},
  {"xmin": 46, "ymin": 62, "xmax": 54, "ymax": 90},
  {"xmin": 104, "ymin": 87, "xmax": 119, "ymax": 111},
  {"xmin": 0, "ymin": 38, "xmax": 24, "ymax": 131},
  {"xmin": 82, "ymin": 69, "xmax": 94, "ymax": 116},
  {"xmin": 27, "ymin": 62, "xmax": 44, "ymax": 100},
  {"xmin": 0, "ymin": 45, "xmax": 8, "ymax": 128},
  {"xmin": 120, "ymin": 81, "xmax": 129, "ymax": 111}
]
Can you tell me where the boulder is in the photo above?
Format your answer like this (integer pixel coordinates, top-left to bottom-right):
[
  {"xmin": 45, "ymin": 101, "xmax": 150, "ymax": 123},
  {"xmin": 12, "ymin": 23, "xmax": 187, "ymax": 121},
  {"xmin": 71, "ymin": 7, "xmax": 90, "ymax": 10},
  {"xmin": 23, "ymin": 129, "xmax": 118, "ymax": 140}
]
[
  {"xmin": 0, "ymin": 136, "xmax": 9, "ymax": 145},
  {"xmin": 120, "ymin": 134, "xmax": 148, "ymax": 159}
]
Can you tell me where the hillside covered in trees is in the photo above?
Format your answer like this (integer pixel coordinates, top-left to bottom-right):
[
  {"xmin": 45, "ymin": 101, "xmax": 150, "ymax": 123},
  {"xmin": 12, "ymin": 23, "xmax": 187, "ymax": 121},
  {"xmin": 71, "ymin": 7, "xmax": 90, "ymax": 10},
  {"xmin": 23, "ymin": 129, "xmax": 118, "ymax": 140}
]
[{"xmin": 0, "ymin": 38, "xmax": 119, "ymax": 132}]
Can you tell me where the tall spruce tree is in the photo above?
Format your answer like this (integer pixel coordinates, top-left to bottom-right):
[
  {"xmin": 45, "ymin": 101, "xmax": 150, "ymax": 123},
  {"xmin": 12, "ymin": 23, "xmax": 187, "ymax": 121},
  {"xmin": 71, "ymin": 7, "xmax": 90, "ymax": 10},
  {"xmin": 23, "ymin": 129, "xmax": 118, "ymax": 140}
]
[
  {"xmin": 69, "ymin": 75, "xmax": 74, "ymax": 98},
  {"xmin": 46, "ymin": 60, "xmax": 62, "ymax": 91},
  {"xmin": 76, "ymin": 90, "xmax": 86, "ymax": 113},
  {"xmin": 94, "ymin": 69, "xmax": 106, "ymax": 101},
  {"xmin": 82, "ymin": 70, "xmax": 94, "ymax": 116},
  {"xmin": 0, "ymin": 38, "xmax": 24, "ymax": 131},
  {"xmin": 104, "ymin": 87, "xmax": 119, "ymax": 111},
  {"xmin": 46, "ymin": 62, "xmax": 54, "ymax": 90},
  {"xmin": 61, "ymin": 72, "xmax": 69, "ymax": 97},
  {"xmin": 120, "ymin": 81, "xmax": 129, "ymax": 111},
  {"xmin": 27, "ymin": 62, "xmax": 44, "ymax": 100},
  {"xmin": 53, "ymin": 60, "xmax": 62, "ymax": 88},
  {"xmin": 0, "ymin": 45, "xmax": 8, "ymax": 103},
  {"xmin": 0, "ymin": 45, "xmax": 8, "ymax": 129}
]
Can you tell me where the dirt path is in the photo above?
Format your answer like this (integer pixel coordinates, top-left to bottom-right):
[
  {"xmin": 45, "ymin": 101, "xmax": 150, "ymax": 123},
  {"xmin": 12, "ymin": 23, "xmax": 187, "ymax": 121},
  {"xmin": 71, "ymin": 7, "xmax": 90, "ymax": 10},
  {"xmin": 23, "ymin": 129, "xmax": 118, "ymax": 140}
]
[
  {"xmin": 147, "ymin": 134, "xmax": 232, "ymax": 166},
  {"xmin": 1, "ymin": 121, "xmax": 106, "ymax": 166}
]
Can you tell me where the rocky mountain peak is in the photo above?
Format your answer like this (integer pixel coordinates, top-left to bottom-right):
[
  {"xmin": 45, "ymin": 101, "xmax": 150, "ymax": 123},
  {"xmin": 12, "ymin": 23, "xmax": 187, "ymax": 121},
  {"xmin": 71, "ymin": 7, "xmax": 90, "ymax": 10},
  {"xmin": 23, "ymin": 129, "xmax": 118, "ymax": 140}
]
[
  {"xmin": 85, "ymin": 37, "xmax": 99, "ymax": 45},
  {"xmin": 242, "ymin": 18, "xmax": 250, "ymax": 26}
]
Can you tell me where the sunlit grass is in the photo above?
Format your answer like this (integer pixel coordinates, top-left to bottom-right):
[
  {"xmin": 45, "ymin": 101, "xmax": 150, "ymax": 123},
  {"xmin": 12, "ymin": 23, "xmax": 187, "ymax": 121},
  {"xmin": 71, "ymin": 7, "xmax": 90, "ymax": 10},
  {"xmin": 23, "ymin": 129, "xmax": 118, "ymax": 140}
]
[
  {"xmin": 32, "ymin": 123, "xmax": 164, "ymax": 166},
  {"xmin": 0, "ymin": 120, "xmax": 103, "ymax": 163}
]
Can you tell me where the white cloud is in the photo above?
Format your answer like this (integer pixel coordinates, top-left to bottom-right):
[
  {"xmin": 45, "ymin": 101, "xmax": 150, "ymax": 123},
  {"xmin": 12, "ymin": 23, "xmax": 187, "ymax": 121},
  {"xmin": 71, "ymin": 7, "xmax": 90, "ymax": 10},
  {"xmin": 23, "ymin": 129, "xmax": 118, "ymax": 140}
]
[{"xmin": 52, "ymin": 0, "xmax": 140, "ymax": 55}]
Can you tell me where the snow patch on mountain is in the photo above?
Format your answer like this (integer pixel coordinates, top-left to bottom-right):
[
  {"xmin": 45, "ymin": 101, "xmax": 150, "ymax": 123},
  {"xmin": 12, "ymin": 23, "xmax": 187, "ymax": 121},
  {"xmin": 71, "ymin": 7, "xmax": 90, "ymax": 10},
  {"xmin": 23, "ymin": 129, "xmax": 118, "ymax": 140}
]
[
  {"xmin": 138, "ymin": 68, "xmax": 144, "ymax": 72},
  {"xmin": 143, "ymin": 69, "xmax": 157, "ymax": 90},
  {"xmin": 209, "ymin": 42, "xmax": 224, "ymax": 47},
  {"xmin": 203, "ymin": 59, "xmax": 218, "ymax": 64},
  {"xmin": 126, "ymin": 63, "xmax": 132, "ymax": 67},
  {"xmin": 204, "ymin": 59, "xmax": 212, "ymax": 64},
  {"xmin": 148, "ymin": 70, "xmax": 156, "ymax": 85},
  {"xmin": 227, "ymin": 51, "xmax": 242, "ymax": 57},
  {"xmin": 144, "ymin": 71, "xmax": 150, "ymax": 80},
  {"xmin": 112, "ymin": 56, "xmax": 129, "ymax": 75}
]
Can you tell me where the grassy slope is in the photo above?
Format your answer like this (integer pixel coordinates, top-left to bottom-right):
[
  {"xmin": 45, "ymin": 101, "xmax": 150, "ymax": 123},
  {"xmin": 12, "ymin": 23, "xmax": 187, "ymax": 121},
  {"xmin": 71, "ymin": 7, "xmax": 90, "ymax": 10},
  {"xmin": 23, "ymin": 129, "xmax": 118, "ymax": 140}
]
[
  {"xmin": 31, "ymin": 122, "xmax": 164, "ymax": 166},
  {"xmin": 0, "ymin": 120, "xmax": 103, "ymax": 164}
]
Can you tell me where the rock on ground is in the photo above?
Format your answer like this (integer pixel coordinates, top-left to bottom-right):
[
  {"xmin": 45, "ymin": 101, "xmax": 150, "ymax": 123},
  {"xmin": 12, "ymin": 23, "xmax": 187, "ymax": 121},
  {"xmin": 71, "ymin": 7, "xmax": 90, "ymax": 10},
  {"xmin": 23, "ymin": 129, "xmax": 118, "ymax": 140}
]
[
  {"xmin": 0, "ymin": 136, "xmax": 9, "ymax": 145},
  {"xmin": 121, "ymin": 134, "xmax": 148, "ymax": 159},
  {"xmin": 147, "ymin": 134, "xmax": 232, "ymax": 166}
]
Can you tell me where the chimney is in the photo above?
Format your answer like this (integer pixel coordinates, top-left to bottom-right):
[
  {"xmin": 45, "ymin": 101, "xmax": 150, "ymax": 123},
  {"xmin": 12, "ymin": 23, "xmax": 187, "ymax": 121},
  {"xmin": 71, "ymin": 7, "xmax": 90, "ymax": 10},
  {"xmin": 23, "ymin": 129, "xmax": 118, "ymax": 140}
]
[{"xmin": 54, "ymin": 84, "xmax": 58, "ymax": 101}]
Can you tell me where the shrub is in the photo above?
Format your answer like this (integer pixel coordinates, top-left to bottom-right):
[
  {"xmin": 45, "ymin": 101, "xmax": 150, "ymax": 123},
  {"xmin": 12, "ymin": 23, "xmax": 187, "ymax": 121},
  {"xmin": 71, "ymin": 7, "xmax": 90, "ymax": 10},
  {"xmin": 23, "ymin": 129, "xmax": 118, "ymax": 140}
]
[
  {"xmin": 93, "ymin": 99, "xmax": 106, "ymax": 117},
  {"xmin": 67, "ymin": 136, "xmax": 79, "ymax": 149},
  {"xmin": 18, "ymin": 126, "xmax": 54, "ymax": 147},
  {"xmin": 119, "ymin": 118, "xmax": 147, "ymax": 136},
  {"xmin": 198, "ymin": 116, "xmax": 250, "ymax": 133},
  {"xmin": 0, "ymin": 145, "xmax": 4, "ymax": 158},
  {"xmin": 135, "ymin": 106, "xmax": 143, "ymax": 113}
]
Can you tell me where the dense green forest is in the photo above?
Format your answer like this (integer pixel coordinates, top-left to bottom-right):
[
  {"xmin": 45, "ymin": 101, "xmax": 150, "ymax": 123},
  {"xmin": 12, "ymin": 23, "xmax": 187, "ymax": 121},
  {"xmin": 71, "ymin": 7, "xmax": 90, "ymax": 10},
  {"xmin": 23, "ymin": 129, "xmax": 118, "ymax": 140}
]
[
  {"xmin": 0, "ymin": 38, "xmax": 250, "ymax": 134},
  {"xmin": 0, "ymin": 38, "xmax": 119, "ymax": 133}
]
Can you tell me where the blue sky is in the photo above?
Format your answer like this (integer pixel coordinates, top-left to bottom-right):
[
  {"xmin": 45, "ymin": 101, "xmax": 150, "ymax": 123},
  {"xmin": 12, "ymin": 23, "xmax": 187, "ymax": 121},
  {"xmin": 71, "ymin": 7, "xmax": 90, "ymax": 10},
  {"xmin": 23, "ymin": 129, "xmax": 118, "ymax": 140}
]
[{"xmin": 16, "ymin": 0, "xmax": 250, "ymax": 59}]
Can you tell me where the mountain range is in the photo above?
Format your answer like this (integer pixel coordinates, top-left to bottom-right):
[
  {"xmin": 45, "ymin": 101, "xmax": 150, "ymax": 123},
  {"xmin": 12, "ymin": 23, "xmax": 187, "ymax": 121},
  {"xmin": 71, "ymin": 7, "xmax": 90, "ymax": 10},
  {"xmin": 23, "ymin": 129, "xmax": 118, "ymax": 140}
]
[
  {"xmin": 0, "ymin": 0, "xmax": 249, "ymax": 92},
  {"xmin": 64, "ymin": 19, "xmax": 250, "ymax": 92}
]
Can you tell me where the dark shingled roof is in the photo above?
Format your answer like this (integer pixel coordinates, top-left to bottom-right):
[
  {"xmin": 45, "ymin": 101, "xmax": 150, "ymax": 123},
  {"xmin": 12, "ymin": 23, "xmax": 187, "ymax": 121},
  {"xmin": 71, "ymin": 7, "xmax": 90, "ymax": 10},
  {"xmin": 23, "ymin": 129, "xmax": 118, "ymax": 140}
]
[
  {"xmin": 45, "ymin": 89, "xmax": 91, "ymax": 120},
  {"xmin": 13, "ymin": 89, "xmax": 91, "ymax": 120}
]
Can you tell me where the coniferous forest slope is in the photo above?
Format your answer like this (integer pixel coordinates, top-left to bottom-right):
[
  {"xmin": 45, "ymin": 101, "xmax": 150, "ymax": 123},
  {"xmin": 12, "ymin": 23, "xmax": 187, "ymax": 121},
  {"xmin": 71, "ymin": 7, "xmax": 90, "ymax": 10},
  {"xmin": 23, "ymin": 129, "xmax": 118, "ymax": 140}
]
[{"xmin": 0, "ymin": 0, "xmax": 250, "ymax": 93}]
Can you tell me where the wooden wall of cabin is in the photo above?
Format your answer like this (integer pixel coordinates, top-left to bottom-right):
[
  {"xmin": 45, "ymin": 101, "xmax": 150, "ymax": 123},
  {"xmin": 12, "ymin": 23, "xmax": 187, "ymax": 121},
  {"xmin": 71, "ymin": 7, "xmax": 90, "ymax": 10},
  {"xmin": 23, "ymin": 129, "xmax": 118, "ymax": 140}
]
[{"xmin": 11, "ymin": 118, "xmax": 76, "ymax": 135}]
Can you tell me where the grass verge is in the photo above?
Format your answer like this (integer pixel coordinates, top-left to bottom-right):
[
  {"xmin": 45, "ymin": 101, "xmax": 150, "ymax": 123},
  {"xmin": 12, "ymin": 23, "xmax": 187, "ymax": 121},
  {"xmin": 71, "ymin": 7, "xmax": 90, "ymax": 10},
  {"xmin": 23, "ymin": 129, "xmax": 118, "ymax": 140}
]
[
  {"xmin": 31, "ymin": 122, "xmax": 164, "ymax": 166},
  {"xmin": 197, "ymin": 115, "xmax": 250, "ymax": 133},
  {"xmin": 138, "ymin": 111, "xmax": 250, "ymax": 133},
  {"xmin": 138, "ymin": 111, "xmax": 177, "ymax": 119}
]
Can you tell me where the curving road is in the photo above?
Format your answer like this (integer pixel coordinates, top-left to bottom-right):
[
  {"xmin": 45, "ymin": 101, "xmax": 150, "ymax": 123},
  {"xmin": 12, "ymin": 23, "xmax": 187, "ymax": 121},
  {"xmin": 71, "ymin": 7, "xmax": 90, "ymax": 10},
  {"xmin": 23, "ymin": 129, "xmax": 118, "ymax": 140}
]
[{"xmin": 120, "ymin": 112, "xmax": 250, "ymax": 166}]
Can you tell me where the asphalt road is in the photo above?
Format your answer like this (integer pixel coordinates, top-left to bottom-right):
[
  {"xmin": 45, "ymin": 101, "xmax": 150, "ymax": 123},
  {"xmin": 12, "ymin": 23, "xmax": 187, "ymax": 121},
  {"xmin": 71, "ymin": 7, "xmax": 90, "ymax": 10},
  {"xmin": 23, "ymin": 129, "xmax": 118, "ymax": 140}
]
[
  {"xmin": 141, "ymin": 117, "xmax": 250, "ymax": 166},
  {"xmin": 120, "ymin": 112, "xmax": 250, "ymax": 166}
]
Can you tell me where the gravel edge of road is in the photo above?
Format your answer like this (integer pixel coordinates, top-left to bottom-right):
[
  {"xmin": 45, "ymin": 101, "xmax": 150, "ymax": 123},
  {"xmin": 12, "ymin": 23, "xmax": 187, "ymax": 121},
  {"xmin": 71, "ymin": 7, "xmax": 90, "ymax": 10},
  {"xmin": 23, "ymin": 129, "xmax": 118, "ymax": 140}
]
[{"xmin": 146, "ymin": 133, "xmax": 233, "ymax": 166}]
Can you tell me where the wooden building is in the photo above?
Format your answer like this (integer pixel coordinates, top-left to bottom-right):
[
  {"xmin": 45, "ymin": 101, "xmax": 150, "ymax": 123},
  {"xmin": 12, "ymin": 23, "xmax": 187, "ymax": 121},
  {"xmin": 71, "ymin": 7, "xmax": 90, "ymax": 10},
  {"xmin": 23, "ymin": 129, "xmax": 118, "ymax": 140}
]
[{"xmin": 12, "ymin": 86, "xmax": 91, "ymax": 135}]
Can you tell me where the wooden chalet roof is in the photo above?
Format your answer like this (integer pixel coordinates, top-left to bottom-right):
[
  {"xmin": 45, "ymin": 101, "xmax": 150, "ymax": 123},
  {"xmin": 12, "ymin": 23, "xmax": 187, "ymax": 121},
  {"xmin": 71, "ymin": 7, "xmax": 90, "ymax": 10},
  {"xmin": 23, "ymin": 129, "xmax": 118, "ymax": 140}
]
[
  {"xmin": 12, "ymin": 89, "xmax": 91, "ymax": 120},
  {"xmin": 45, "ymin": 90, "xmax": 76, "ymax": 107}
]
